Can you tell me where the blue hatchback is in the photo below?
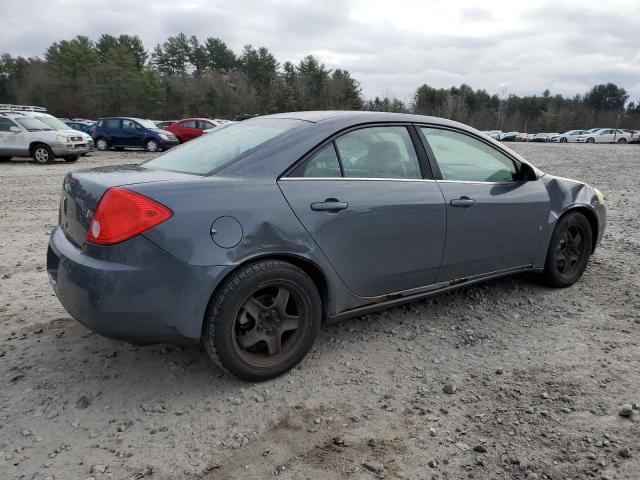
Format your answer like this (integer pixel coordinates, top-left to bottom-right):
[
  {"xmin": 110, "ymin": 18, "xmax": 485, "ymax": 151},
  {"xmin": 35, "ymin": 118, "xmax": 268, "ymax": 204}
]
[{"xmin": 92, "ymin": 117, "xmax": 179, "ymax": 152}]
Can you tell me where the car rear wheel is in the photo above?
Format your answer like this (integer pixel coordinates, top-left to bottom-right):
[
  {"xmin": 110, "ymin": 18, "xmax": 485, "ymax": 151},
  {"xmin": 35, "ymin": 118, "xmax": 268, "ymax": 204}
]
[
  {"xmin": 31, "ymin": 144, "xmax": 54, "ymax": 164},
  {"xmin": 95, "ymin": 138, "xmax": 109, "ymax": 151},
  {"xmin": 617, "ymin": 138, "xmax": 627, "ymax": 144},
  {"xmin": 203, "ymin": 260, "xmax": 322, "ymax": 381},
  {"xmin": 145, "ymin": 139, "xmax": 160, "ymax": 152},
  {"xmin": 586, "ymin": 137, "xmax": 595, "ymax": 143},
  {"xmin": 541, "ymin": 212, "xmax": 592, "ymax": 288}
]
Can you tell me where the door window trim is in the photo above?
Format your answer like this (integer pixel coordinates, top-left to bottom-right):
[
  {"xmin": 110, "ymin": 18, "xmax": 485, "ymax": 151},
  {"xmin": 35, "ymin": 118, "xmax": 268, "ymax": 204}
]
[
  {"xmin": 415, "ymin": 124, "xmax": 526, "ymax": 185},
  {"xmin": 281, "ymin": 122, "xmax": 435, "ymax": 181}
]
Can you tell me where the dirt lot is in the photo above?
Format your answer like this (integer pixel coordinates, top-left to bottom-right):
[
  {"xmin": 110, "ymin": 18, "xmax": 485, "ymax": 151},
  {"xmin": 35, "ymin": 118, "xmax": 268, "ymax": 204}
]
[{"xmin": 0, "ymin": 143, "xmax": 639, "ymax": 480}]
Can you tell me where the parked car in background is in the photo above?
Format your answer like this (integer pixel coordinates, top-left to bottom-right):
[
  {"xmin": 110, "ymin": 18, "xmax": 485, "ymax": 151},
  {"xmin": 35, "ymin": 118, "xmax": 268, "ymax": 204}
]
[
  {"xmin": 47, "ymin": 111, "xmax": 606, "ymax": 380},
  {"xmin": 0, "ymin": 111, "xmax": 91, "ymax": 164},
  {"xmin": 576, "ymin": 129, "xmax": 631, "ymax": 143},
  {"xmin": 550, "ymin": 130, "xmax": 590, "ymax": 143},
  {"xmin": 66, "ymin": 120, "xmax": 95, "ymax": 134},
  {"xmin": 92, "ymin": 117, "xmax": 179, "ymax": 152},
  {"xmin": 165, "ymin": 118, "xmax": 222, "ymax": 143},
  {"xmin": 531, "ymin": 133, "xmax": 552, "ymax": 142},
  {"xmin": 516, "ymin": 132, "xmax": 532, "ymax": 142},
  {"xmin": 499, "ymin": 132, "xmax": 519, "ymax": 141},
  {"xmin": 629, "ymin": 131, "xmax": 640, "ymax": 144},
  {"xmin": 155, "ymin": 120, "xmax": 177, "ymax": 129}
]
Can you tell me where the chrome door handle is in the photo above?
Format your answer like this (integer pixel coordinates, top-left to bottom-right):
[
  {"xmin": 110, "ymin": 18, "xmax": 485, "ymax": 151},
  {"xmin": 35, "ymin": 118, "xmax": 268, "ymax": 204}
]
[
  {"xmin": 450, "ymin": 197, "xmax": 476, "ymax": 208},
  {"xmin": 311, "ymin": 199, "xmax": 348, "ymax": 212}
]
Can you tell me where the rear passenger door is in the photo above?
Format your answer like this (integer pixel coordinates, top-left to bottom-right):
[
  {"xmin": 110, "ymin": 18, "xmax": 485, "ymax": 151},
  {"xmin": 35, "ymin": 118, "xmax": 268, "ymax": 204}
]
[
  {"xmin": 278, "ymin": 125, "xmax": 446, "ymax": 297},
  {"xmin": 419, "ymin": 127, "xmax": 550, "ymax": 282}
]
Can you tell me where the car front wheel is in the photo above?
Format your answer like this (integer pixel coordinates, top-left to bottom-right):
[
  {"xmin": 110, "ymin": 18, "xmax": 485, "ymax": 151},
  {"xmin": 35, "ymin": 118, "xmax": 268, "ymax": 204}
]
[
  {"xmin": 586, "ymin": 137, "xmax": 595, "ymax": 143},
  {"xmin": 203, "ymin": 260, "xmax": 322, "ymax": 381},
  {"xmin": 145, "ymin": 139, "xmax": 160, "ymax": 152},
  {"xmin": 541, "ymin": 212, "xmax": 593, "ymax": 288},
  {"xmin": 560, "ymin": 137, "xmax": 568, "ymax": 143},
  {"xmin": 31, "ymin": 144, "xmax": 54, "ymax": 164}
]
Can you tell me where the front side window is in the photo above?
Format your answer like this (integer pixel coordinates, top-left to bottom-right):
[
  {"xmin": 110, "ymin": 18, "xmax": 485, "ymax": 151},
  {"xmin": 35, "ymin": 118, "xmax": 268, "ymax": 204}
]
[
  {"xmin": 144, "ymin": 118, "xmax": 304, "ymax": 175},
  {"xmin": 0, "ymin": 118, "xmax": 18, "ymax": 132},
  {"xmin": 334, "ymin": 126, "xmax": 421, "ymax": 179},
  {"xmin": 422, "ymin": 128, "xmax": 517, "ymax": 183},
  {"xmin": 122, "ymin": 119, "xmax": 139, "ymax": 130}
]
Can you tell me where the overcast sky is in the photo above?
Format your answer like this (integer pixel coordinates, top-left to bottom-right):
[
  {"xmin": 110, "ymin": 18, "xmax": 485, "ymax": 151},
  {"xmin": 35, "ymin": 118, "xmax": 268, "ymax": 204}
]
[{"xmin": 2, "ymin": 0, "xmax": 639, "ymax": 102}]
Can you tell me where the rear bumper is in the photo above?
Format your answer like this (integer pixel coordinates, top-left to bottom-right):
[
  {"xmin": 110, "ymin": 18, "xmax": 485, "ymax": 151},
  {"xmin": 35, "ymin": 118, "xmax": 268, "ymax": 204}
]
[{"xmin": 47, "ymin": 226, "xmax": 230, "ymax": 344}]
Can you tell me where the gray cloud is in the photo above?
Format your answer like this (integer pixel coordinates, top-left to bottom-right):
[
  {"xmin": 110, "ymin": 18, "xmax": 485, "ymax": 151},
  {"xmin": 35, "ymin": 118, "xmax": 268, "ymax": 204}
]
[{"xmin": 1, "ymin": 0, "xmax": 639, "ymax": 102}]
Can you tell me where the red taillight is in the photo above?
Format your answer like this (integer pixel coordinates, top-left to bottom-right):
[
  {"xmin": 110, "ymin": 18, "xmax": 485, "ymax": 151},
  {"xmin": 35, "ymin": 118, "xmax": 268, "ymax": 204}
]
[{"xmin": 86, "ymin": 187, "xmax": 172, "ymax": 245}]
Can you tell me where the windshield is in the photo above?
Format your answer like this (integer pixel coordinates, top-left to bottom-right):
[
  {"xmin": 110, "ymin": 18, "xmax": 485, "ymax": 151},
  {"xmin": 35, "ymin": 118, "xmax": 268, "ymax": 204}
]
[
  {"xmin": 16, "ymin": 117, "xmax": 54, "ymax": 131},
  {"xmin": 136, "ymin": 119, "xmax": 159, "ymax": 129},
  {"xmin": 144, "ymin": 118, "xmax": 304, "ymax": 175},
  {"xmin": 35, "ymin": 116, "xmax": 72, "ymax": 131}
]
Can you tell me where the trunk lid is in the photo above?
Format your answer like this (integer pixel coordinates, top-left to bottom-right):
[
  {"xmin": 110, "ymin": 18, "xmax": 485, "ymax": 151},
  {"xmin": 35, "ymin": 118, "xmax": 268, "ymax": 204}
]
[{"xmin": 59, "ymin": 164, "xmax": 197, "ymax": 247}]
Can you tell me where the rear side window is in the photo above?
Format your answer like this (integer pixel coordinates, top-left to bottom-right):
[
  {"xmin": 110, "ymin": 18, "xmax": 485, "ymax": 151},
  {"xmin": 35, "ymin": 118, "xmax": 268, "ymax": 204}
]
[
  {"xmin": 181, "ymin": 120, "xmax": 197, "ymax": 128},
  {"xmin": 198, "ymin": 121, "xmax": 214, "ymax": 129},
  {"xmin": 144, "ymin": 118, "xmax": 304, "ymax": 175},
  {"xmin": 335, "ymin": 126, "xmax": 421, "ymax": 179},
  {"xmin": 421, "ymin": 128, "xmax": 517, "ymax": 183},
  {"xmin": 104, "ymin": 119, "xmax": 120, "ymax": 129},
  {"xmin": 0, "ymin": 118, "xmax": 17, "ymax": 131},
  {"xmin": 302, "ymin": 144, "xmax": 341, "ymax": 177}
]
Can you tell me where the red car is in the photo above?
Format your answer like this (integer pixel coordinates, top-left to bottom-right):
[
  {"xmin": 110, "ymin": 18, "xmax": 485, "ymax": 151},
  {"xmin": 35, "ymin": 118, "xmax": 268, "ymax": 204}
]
[{"xmin": 165, "ymin": 118, "xmax": 221, "ymax": 143}]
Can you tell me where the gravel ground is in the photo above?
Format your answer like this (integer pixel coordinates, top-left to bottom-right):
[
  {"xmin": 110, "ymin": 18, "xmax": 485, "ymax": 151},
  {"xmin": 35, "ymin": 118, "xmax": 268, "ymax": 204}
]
[{"xmin": 0, "ymin": 143, "xmax": 639, "ymax": 480}]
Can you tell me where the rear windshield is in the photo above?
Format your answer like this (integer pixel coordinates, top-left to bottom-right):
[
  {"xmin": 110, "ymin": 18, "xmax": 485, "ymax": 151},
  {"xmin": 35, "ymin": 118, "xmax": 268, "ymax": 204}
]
[{"xmin": 143, "ymin": 118, "xmax": 304, "ymax": 175}]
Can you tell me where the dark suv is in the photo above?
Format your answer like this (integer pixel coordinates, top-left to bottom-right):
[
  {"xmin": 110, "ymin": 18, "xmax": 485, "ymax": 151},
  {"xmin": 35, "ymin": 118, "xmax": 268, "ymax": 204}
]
[{"xmin": 91, "ymin": 117, "xmax": 179, "ymax": 152}]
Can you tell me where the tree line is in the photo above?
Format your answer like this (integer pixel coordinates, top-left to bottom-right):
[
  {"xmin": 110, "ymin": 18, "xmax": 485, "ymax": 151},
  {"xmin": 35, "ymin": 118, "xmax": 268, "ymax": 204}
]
[{"xmin": 1, "ymin": 33, "xmax": 638, "ymax": 132}]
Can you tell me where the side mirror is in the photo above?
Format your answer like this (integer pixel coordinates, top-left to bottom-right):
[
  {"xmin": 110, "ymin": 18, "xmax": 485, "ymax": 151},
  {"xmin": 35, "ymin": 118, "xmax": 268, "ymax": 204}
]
[
  {"xmin": 9, "ymin": 126, "xmax": 20, "ymax": 133},
  {"xmin": 519, "ymin": 163, "xmax": 537, "ymax": 181}
]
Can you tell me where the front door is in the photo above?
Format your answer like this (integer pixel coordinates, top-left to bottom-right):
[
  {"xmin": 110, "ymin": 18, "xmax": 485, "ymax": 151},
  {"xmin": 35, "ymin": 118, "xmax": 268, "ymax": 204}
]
[
  {"xmin": 419, "ymin": 127, "xmax": 550, "ymax": 282},
  {"xmin": 279, "ymin": 125, "xmax": 446, "ymax": 297},
  {"xmin": 121, "ymin": 119, "xmax": 144, "ymax": 147}
]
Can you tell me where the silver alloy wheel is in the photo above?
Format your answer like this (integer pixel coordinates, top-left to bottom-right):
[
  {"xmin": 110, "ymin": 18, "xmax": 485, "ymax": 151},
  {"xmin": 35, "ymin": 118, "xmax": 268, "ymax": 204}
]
[
  {"xmin": 146, "ymin": 139, "xmax": 159, "ymax": 152},
  {"xmin": 34, "ymin": 147, "xmax": 50, "ymax": 163},
  {"xmin": 96, "ymin": 139, "xmax": 108, "ymax": 151}
]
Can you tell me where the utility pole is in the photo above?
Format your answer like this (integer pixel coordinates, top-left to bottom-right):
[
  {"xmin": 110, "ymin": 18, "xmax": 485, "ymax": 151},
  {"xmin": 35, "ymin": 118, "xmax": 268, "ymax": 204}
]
[{"xmin": 614, "ymin": 113, "xmax": 620, "ymax": 142}]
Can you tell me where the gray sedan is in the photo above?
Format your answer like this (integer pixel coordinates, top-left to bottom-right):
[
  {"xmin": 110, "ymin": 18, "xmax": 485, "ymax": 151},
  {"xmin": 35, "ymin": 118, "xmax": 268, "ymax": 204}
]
[{"xmin": 47, "ymin": 111, "xmax": 606, "ymax": 381}]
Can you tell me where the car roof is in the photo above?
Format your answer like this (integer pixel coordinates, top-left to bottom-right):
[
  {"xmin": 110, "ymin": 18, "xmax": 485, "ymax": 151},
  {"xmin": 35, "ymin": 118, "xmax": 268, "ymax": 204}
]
[{"xmin": 175, "ymin": 118, "xmax": 214, "ymax": 122}]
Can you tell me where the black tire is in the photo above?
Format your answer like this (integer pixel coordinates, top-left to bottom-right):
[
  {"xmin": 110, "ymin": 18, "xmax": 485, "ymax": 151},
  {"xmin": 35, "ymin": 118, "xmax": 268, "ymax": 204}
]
[
  {"xmin": 541, "ymin": 212, "xmax": 593, "ymax": 288},
  {"xmin": 64, "ymin": 155, "xmax": 79, "ymax": 162},
  {"xmin": 95, "ymin": 137, "xmax": 109, "ymax": 151},
  {"xmin": 31, "ymin": 144, "xmax": 54, "ymax": 164},
  {"xmin": 560, "ymin": 137, "xmax": 568, "ymax": 143},
  {"xmin": 145, "ymin": 138, "xmax": 160, "ymax": 152},
  {"xmin": 0, "ymin": 156, "xmax": 11, "ymax": 162},
  {"xmin": 203, "ymin": 259, "xmax": 322, "ymax": 381},
  {"xmin": 617, "ymin": 138, "xmax": 627, "ymax": 144},
  {"xmin": 586, "ymin": 137, "xmax": 595, "ymax": 143}
]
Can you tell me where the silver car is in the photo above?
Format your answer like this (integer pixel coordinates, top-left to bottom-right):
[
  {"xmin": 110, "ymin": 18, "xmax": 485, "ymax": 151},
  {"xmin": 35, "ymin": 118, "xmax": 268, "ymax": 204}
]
[{"xmin": 0, "ymin": 110, "xmax": 91, "ymax": 164}]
